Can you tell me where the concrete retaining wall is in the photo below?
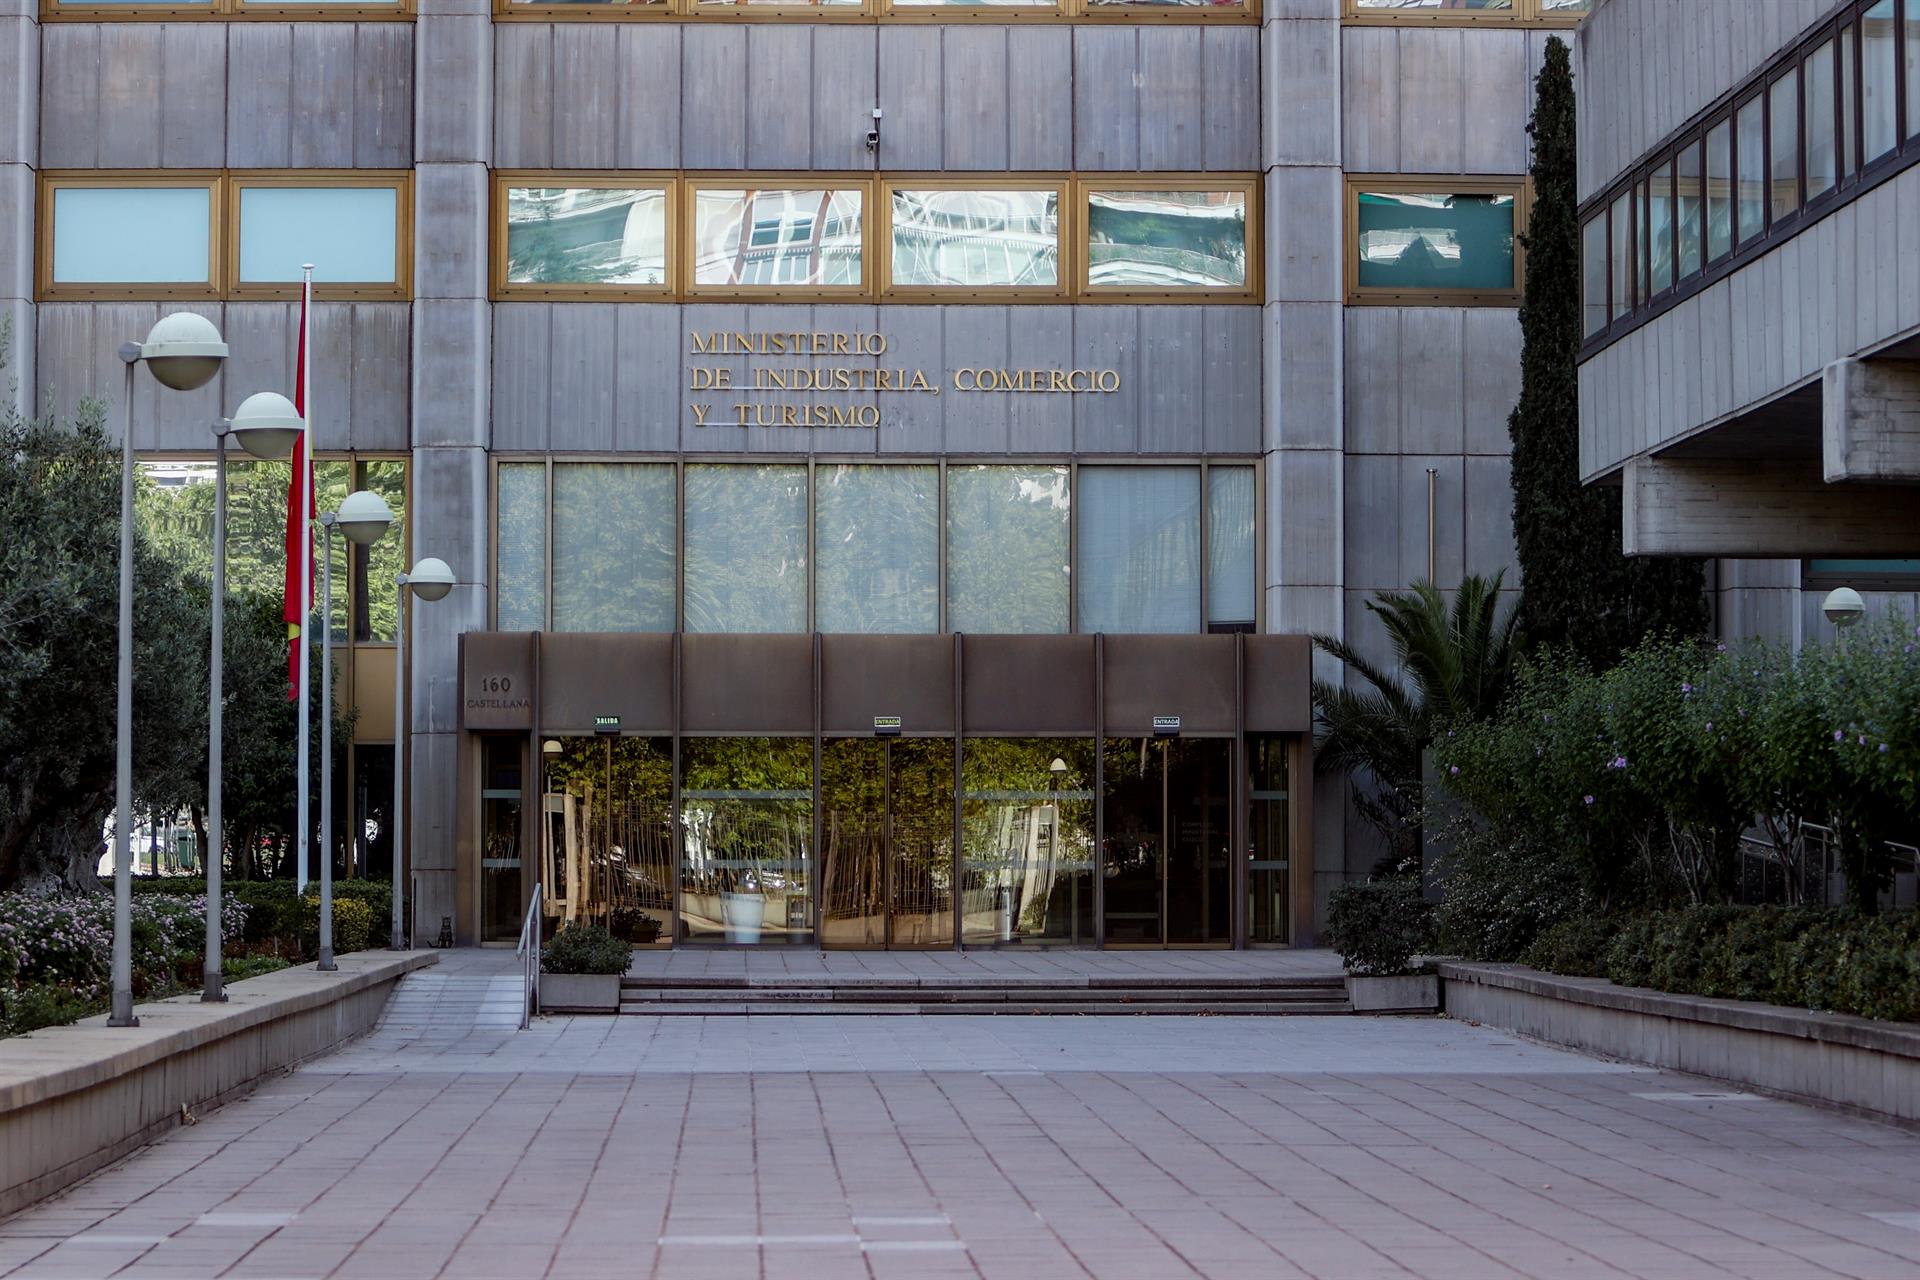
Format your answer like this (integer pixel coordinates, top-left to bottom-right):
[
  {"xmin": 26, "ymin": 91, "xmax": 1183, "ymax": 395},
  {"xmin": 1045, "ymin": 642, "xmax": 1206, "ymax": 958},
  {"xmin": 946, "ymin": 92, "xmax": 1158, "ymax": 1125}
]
[
  {"xmin": 1441, "ymin": 962, "xmax": 1920, "ymax": 1122},
  {"xmin": 0, "ymin": 951, "xmax": 435, "ymax": 1217}
]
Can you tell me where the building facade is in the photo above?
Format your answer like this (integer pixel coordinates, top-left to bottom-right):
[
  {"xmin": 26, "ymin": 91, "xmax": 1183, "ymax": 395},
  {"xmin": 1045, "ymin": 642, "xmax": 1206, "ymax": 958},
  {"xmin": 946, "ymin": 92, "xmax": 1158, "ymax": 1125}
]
[
  {"xmin": 1575, "ymin": 0, "xmax": 1920, "ymax": 639},
  {"xmin": 3, "ymin": 0, "xmax": 1596, "ymax": 947}
]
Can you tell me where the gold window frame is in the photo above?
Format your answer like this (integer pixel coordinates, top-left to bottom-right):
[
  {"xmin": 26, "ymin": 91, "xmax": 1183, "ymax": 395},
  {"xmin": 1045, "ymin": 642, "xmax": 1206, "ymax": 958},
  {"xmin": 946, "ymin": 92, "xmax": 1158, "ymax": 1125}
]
[
  {"xmin": 226, "ymin": 172, "xmax": 414, "ymax": 302},
  {"xmin": 1076, "ymin": 176, "xmax": 1262, "ymax": 304},
  {"xmin": 878, "ymin": 177, "xmax": 1071, "ymax": 302},
  {"xmin": 682, "ymin": 176, "xmax": 878, "ymax": 302},
  {"xmin": 37, "ymin": 172, "xmax": 224, "ymax": 302},
  {"xmin": 42, "ymin": 0, "xmax": 411, "ymax": 21},
  {"xmin": 493, "ymin": 0, "xmax": 1253, "ymax": 21},
  {"xmin": 1343, "ymin": 174, "xmax": 1530, "ymax": 307},
  {"xmin": 1341, "ymin": 0, "xmax": 1585, "ymax": 25},
  {"xmin": 492, "ymin": 173, "xmax": 682, "ymax": 300}
]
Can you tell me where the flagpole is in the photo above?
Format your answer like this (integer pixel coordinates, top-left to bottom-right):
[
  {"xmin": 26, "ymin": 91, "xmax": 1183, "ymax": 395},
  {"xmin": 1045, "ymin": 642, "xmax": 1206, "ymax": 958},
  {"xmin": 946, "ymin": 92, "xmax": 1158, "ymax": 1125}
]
[{"xmin": 296, "ymin": 265, "xmax": 314, "ymax": 894}]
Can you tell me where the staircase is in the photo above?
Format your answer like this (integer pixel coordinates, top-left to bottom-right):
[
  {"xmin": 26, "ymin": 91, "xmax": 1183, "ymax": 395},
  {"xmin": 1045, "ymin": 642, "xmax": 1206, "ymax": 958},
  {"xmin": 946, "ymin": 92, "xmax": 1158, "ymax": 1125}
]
[{"xmin": 619, "ymin": 973, "xmax": 1351, "ymax": 1016}]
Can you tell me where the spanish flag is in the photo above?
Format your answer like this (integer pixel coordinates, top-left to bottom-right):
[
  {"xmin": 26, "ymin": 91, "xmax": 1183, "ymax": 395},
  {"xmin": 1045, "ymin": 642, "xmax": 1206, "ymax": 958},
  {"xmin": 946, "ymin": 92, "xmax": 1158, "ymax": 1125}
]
[{"xmin": 282, "ymin": 282, "xmax": 314, "ymax": 700}]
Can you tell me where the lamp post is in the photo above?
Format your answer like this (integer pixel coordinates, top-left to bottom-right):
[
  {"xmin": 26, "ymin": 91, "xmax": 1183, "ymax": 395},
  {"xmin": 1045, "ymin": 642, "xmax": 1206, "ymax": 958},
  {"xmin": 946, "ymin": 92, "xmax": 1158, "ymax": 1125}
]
[
  {"xmin": 111, "ymin": 315, "xmax": 228, "ymax": 1028},
  {"xmin": 391, "ymin": 557, "xmax": 455, "ymax": 950},
  {"xmin": 315, "ymin": 491, "xmax": 394, "ymax": 970},
  {"xmin": 202, "ymin": 394, "xmax": 303, "ymax": 1003}
]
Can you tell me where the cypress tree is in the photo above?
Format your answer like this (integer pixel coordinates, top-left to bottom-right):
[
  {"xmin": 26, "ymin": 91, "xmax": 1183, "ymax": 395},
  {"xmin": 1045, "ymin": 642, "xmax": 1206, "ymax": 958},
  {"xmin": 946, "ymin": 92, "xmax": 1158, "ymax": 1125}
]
[{"xmin": 1509, "ymin": 38, "xmax": 1708, "ymax": 667}]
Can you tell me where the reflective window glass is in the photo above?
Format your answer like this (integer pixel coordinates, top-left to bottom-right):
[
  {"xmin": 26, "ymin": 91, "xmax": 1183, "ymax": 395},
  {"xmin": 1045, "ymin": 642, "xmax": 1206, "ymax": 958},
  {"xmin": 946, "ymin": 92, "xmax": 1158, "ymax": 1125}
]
[
  {"xmin": 51, "ymin": 186, "xmax": 211, "ymax": 285},
  {"xmin": 1736, "ymin": 93, "xmax": 1767, "ymax": 240},
  {"xmin": 945, "ymin": 465, "xmax": 1071, "ymax": 635},
  {"xmin": 683, "ymin": 464, "xmax": 808, "ymax": 632},
  {"xmin": 693, "ymin": 0, "xmax": 855, "ymax": 5},
  {"xmin": 1705, "ymin": 120, "xmax": 1733, "ymax": 261},
  {"xmin": 1862, "ymin": 0, "xmax": 1898, "ymax": 162},
  {"xmin": 1350, "ymin": 0, "xmax": 1513, "ymax": 8},
  {"xmin": 1246, "ymin": 736, "xmax": 1291, "ymax": 945},
  {"xmin": 504, "ymin": 187, "xmax": 668, "ymax": 287},
  {"xmin": 1086, "ymin": 189, "xmax": 1247, "ymax": 290},
  {"xmin": 1647, "ymin": 164, "xmax": 1673, "ymax": 293},
  {"xmin": 353, "ymin": 459, "xmax": 407, "ymax": 643},
  {"xmin": 1581, "ymin": 213, "xmax": 1608, "ymax": 335},
  {"xmin": 1840, "ymin": 24, "xmax": 1858, "ymax": 179},
  {"xmin": 1803, "ymin": 43, "xmax": 1837, "ymax": 199},
  {"xmin": 495, "ymin": 464, "xmax": 547, "ymax": 632},
  {"xmin": 892, "ymin": 0, "xmax": 1052, "ymax": 7},
  {"xmin": 1633, "ymin": 179, "xmax": 1649, "ymax": 301},
  {"xmin": 237, "ymin": 186, "xmax": 398, "ymax": 284},
  {"xmin": 1086, "ymin": 0, "xmax": 1244, "ymax": 7},
  {"xmin": 1076, "ymin": 466, "xmax": 1200, "ymax": 635},
  {"xmin": 1770, "ymin": 74, "xmax": 1801, "ymax": 221},
  {"xmin": 1353, "ymin": 190, "xmax": 1516, "ymax": 292},
  {"xmin": 888, "ymin": 188, "xmax": 1060, "ymax": 289},
  {"xmin": 1538, "ymin": 0, "xmax": 1590, "ymax": 12},
  {"xmin": 678, "ymin": 738, "xmax": 813, "ymax": 946},
  {"xmin": 540, "ymin": 737, "xmax": 674, "ymax": 947},
  {"xmin": 1675, "ymin": 148, "xmax": 1702, "ymax": 279},
  {"xmin": 691, "ymin": 188, "xmax": 863, "ymax": 289},
  {"xmin": 552, "ymin": 463, "xmax": 676, "ymax": 633},
  {"xmin": 814, "ymin": 465, "xmax": 938, "ymax": 635},
  {"xmin": 1909, "ymin": 1, "xmax": 1920, "ymax": 140},
  {"xmin": 960, "ymin": 739, "xmax": 1096, "ymax": 947},
  {"xmin": 1609, "ymin": 191, "xmax": 1631, "ymax": 318},
  {"xmin": 1205, "ymin": 467, "xmax": 1255, "ymax": 628}
]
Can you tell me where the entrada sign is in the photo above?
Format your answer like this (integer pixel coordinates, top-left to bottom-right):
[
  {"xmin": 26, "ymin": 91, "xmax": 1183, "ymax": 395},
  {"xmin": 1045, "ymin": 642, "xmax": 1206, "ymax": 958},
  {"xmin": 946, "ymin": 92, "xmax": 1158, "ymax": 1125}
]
[{"xmin": 686, "ymin": 330, "xmax": 1122, "ymax": 431}]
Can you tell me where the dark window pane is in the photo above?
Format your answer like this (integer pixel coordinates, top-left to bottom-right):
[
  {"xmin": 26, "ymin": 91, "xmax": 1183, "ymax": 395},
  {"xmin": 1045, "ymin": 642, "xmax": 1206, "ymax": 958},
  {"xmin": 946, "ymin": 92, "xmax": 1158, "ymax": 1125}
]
[
  {"xmin": 1582, "ymin": 213, "xmax": 1609, "ymax": 335},
  {"xmin": 1353, "ymin": 190, "xmax": 1517, "ymax": 291},
  {"xmin": 1736, "ymin": 95, "xmax": 1766, "ymax": 240},
  {"xmin": 1803, "ymin": 41, "xmax": 1837, "ymax": 198},
  {"xmin": 1770, "ymin": 74, "xmax": 1801, "ymax": 221},
  {"xmin": 1863, "ymin": 0, "xmax": 1898, "ymax": 161},
  {"xmin": 1706, "ymin": 119, "xmax": 1732, "ymax": 261},
  {"xmin": 1609, "ymin": 191, "xmax": 1632, "ymax": 318},
  {"xmin": 1675, "ymin": 147, "xmax": 1703, "ymax": 279}
]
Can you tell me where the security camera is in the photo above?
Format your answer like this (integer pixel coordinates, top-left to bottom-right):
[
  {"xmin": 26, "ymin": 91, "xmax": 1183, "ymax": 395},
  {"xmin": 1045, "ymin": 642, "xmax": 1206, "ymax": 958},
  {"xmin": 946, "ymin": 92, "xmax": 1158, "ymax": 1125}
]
[
  {"xmin": 1822, "ymin": 586, "xmax": 1866, "ymax": 628},
  {"xmin": 866, "ymin": 107, "xmax": 882, "ymax": 152}
]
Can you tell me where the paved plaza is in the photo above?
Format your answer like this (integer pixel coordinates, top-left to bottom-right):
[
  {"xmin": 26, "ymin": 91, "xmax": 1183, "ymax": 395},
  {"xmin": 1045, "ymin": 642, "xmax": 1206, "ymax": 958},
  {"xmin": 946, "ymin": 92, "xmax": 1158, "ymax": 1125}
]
[{"xmin": 3, "ymin": 960, "xmax": 1920, "ymax": 1279}]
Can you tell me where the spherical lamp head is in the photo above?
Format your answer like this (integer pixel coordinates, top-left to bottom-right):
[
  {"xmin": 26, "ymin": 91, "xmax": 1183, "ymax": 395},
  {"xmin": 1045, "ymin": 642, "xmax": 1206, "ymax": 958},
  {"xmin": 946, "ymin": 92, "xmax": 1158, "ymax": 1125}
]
[
  {"xmin": 408, "ymin": 557, "xmax": 455, "ymax": 602},
  {"xmin": 140, "ymin": 313, "xmax": 228, "ymax": 392},
  {"xmin": 1822, "ymin": 586, "xmax": 1866, "ymax": 628},
  {"xmin": 336, "ymin": 490, "xmax": 394, "ymax": 546},
  {"xmin": 228, "ymin": 391, "xmax": 303, "ymax": 460}
]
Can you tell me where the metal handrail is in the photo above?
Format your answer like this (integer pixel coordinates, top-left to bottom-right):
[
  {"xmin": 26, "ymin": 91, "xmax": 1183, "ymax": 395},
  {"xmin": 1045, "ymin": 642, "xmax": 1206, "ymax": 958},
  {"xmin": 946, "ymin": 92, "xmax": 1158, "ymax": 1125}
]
[{"xmin": 515, "ymin": 883, "xmax": 544, "ymax": 1030}]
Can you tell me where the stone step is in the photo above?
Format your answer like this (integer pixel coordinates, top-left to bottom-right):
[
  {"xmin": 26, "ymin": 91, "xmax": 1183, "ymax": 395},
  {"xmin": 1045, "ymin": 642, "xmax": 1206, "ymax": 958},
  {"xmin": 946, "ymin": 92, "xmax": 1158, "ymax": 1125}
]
[
  {"xmin": 620, "ymin": 984, "xmax": 1343, "ymax": 1004},
  {"xmin": 616, "ymin": 999, "xmax": 1355, "ymax": 1016}
]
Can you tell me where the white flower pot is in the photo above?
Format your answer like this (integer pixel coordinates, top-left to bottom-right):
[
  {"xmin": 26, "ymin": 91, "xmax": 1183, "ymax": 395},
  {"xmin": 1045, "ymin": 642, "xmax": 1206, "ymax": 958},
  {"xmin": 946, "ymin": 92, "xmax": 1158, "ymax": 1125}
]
[{"xmin": 723, "ymin": 892, "xmax": 765, "ymax": 945}]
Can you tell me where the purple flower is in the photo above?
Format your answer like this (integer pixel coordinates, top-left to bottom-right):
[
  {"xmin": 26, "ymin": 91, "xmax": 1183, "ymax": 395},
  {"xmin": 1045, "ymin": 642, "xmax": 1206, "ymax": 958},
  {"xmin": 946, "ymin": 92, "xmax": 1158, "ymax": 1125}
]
[
  {"xmin": 1583, "ymin": 795, "xmax": 1595, "ymax": 806},
  {"xmin": 1834, "ymin": 730, "xmax": 1845, "ymax": 742},
  {"xmin": 1681, "ymin": 683, "xmax": 1693, "ymax": 695},
  {"xmin": 1859, "ymin": 735, "xmax": 1869, "ymax": 746},
  {"xmin": 1448, "ymin": 765, "xmax": 1459, "ymax": 776},
  {"xmin": 1705, "ymin": 721, "xmax": 1713, "ymax": 731},
  {"xmin": 1715, "ymin": 643, "xmax": 1728, "ymax": 653},
  {"xmin": 1880, "ymin": 743, "xmax": 1890, "ymax": 754}
]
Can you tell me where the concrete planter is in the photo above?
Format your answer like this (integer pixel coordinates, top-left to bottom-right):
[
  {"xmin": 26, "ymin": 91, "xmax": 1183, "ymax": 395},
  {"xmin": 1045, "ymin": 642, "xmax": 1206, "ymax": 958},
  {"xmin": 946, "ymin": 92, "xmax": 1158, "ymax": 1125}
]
[
  {"xmin": 540, "ymin": 972, "xmax": 621, "ymax": 1014},
  {"xmin": 1346, "ymin": 972, "xmax": 1440, "ymax": 1014}
]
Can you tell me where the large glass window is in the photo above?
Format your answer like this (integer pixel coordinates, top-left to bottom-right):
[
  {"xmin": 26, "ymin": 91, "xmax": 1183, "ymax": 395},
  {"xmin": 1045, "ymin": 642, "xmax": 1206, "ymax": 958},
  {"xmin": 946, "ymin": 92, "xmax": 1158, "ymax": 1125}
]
[
  {"xmin": 353, "ymin": 459, "xmax": 408, "ymax": 643},
  {"xmin": 1076, "ymin": 466, "xmax": 1201, "ymax": 634},
  {"xmin": 814, "ymin": 465, "xmax": 938, "ymax": 634},
  {"xmin": 1246, "ymin": 736, "xmax": 1291, "ymax": 945},
  {"xmin": 1770, "ymin": 73, "xmax": 1801, "ymax": 222},
  {"xmin": 1351, "ymin": 187, "xmax": 1518, "ymax": 295},
  {"xmin": 496, "ymin": 463, "xmax": 548, "ymax": 632},
  {"xmin": 1206, "ymin": 466, "xmax": 1255, "ymax": 629},
  {"xmin": 1736, "ymin": 93, "xmax": 1767, "ymax": 242},
  {"xmin": 819, "ymin": 738, "xmax": 953, "ymax": 948},
  {"xmin": 235, "ymin": 184, "xmax": 400, "ymax": 287},
  {"xmin": 1910, "ymin": 0, "xmax": 1920, "ymax": 140},
  {"xmin": 1102, "ymin": 737, "xmax": 1231, "ymax": 946},
  {"xmin": 1085, "ymin": 187, "xmax": 1249, "ymax": 291},
  {"xmin": 944, "ymin": 465, "xmax": 1071, "ymax": 635},
  {"xmin": 1675, "ymin": 146, "xmax": 1702, "ymax": 279},
  {"xmin": 1841, "ymin": 22, "xmax": 1859, "ymax": 180},
  {"xmin": 691, "ymin": 187, "xmax": 864, "ymax": 291},
  {"xmin": 1581, "ymin": 214, "xmax": 1608, "ymax": 335},
  {"xmin": 887, "ymin": 187, "xmax": 1060, "ymax": 290},
  {"xmin": 49, "ymin": 185, "xmax": 213, "ymax": 288},
  {"xmin": 503, "ymin": 186, "xmax": 669, "ymax": 290},
  {"xmin": 1705, "ymin": 119, "xmax": 1732, "ymax": 262},
  {"xmin": 682, "ymin": 464, "xmax": 808, "ymax": 632},
  {"xmin": 1647, "ymin": 163, "xmax": 1673, "ymax": 294},
  {"xmin": 1803, "ymin": 41, "xmax": 1838, "ymax": 199},
  {"xmin": 480, "ymin": 737, "xmax": 525, "ymax": 945},
  {"xmin": 1862, "ymin": 0, "xmax": 1898, "ymax": 163},
  {"xmin": 1633, "ymin": 179, "xmax": 1650, "ymax": 302},
  {"xmin": 542, "ymin": 737, "xmax": 674, "ymax": 947},
  {"xmin": 678, "ymin": 737, "xmax": 813, "ymax": 945},
  {"xmin": 1346, "ymin": 0, "xmax": 1588, "ymax": 17},
  {"xmin": 1608, "ymin": 191, "xmax": 1631, "ymax": 319},
  {"xmin": 552, "ymin": 463, "xmax": 676, "ymax": 633},
  {"xmin": 960, "ymin": 739, "xmax": 1095, "ymax": 947}
]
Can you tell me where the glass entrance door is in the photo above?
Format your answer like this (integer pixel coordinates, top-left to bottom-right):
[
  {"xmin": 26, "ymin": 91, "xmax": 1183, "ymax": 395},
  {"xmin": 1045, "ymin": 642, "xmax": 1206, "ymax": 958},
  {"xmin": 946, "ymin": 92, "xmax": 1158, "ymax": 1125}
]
[
  {"xmin": 1101, "ymin": 738, "xmax": 1232, "ymax": 947},
  {"xmin": 820, "ymin": 738, "xmax": 955, "ymax": 948}
]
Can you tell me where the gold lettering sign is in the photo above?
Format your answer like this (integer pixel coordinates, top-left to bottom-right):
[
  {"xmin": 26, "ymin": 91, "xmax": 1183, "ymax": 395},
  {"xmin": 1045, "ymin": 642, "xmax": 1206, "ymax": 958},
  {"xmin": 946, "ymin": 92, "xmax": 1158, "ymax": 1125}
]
[{"xmin": 686, "ymin": 331, "xmax": 1120, "ymax": 429}]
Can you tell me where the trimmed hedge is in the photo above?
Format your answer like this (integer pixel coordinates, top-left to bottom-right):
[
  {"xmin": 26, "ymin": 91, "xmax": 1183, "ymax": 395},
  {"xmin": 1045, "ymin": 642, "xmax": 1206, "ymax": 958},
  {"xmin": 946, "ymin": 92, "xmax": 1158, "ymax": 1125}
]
[
  {"xmin": 133, "ymin": 877, "xmax": 393, "ymax": 949},
  {"xmin": 1521, "ymin": 905, "xmax": 1920, "ymax": 1024},
  {"xmin": 541, "ymin": 923, "xmax": 633, "ymax": 975},
  {"xmin": 1326, "ymin": 878, "xmax": 1435, "ymax": 977}
]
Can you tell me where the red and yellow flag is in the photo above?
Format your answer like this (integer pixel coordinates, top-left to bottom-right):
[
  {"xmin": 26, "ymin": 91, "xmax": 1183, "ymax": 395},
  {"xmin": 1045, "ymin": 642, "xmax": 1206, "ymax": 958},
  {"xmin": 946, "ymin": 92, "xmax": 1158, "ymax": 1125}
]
[{"xmin": 282, "ymin": 286, "xmax": 314, "ymax": 700}]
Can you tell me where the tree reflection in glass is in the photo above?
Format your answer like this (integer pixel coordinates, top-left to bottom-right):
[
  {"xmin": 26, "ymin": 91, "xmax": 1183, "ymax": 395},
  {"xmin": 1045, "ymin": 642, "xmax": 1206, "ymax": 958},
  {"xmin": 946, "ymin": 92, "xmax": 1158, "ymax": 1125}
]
[
  {"xmin": 1087, "ymin": 189, "xmax": 1247, "ymax": 289},
  {"xmin": 960, "ymin": 739, "xmax": 1095, "ymax": 946},
  {"xmin": 944, "ymin": 465, "xmax": 1070, "ymax": 635},
  {"xmin": 505, "ymin": 187, "xmax": 668, "ymax": 286},
  {"xmin": 542, "ymin": 737, "xmax": 674, "ymax": 946},
  {"xmin": 679, "ymin": 738, "xmax": 814, "ymax": 944}
]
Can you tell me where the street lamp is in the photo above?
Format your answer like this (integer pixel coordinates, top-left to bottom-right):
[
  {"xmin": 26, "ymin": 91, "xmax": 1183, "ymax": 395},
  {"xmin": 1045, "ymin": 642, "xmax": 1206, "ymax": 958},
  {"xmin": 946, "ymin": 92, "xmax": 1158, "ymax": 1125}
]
[
  {"xmin": 315, "ymin": 490, "xmax": 394, "ymax": 971},
  {"xmin": 111, "ymin": 315, "xmax": 227, "ymax": 1028},
  {"xmin": 391, "ymin": 557, "xmax": 455, "ymax": 949},
  {"xmin": 201, "ymin": 392, "xmax": 301, "ymax": 1004},
  {"xmin": 1822, "ymin": 586, "xmax": 1866, "ymax": 629}
]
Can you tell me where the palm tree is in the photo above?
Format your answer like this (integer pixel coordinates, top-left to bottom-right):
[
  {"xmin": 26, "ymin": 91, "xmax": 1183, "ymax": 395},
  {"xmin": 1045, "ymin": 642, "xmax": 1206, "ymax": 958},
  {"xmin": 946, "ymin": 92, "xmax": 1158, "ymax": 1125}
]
[{"xmin": 1313, "ymin": 572, "xmax": 1520, "ymax": 872}]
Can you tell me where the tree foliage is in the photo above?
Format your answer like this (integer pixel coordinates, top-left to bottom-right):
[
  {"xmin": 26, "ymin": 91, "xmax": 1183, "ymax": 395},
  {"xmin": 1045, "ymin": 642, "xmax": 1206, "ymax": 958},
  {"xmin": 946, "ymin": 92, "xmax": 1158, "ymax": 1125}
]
[{"xmin": 1508, "ymin": 37, "xmax": 1708, "ymax": 667}]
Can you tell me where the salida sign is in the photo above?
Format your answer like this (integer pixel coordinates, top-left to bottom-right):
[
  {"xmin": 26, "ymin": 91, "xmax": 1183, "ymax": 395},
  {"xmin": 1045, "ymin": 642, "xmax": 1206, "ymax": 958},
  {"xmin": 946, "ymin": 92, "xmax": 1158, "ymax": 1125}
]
[{"xmin": 686, "ymin": 330, "xmax": 1121, "ymax": 429}]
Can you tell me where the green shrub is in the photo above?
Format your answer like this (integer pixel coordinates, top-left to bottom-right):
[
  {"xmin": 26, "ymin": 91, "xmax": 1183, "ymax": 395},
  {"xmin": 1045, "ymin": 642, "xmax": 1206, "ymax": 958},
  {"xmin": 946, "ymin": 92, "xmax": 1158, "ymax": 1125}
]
[
  {"xmin": 1, "ymin": 983, "xmax": 95, "ymax": 1035},
  {"xmin": 541, "ymin": 924, "xmax": 632, "ymax": 976},
  {"xmin": 1521, "ymin": 916, "xmax": 1616, "ymax": 977},
  {"xmin": 133, "ymin": 878, "xmax": 393, "ymax": 955},
  {"xmin": 1433, "ymin": 825, "xmax": 1590, "ymax": 961},
  {"xmin": 1325, "ymin": 879, "xmax": 1435, "ymax": 977},
  {"xmin": 221, "ymin": 955, "xmax": 292, "ymax": 982},
  {"xmin": 303, "ymin": 896, "xmax": 375, "ymax": 954}
]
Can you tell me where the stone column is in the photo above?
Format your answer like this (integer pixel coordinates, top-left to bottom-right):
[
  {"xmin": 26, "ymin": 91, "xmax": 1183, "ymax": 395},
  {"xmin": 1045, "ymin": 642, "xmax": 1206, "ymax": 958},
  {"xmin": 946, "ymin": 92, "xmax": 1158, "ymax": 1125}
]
[{"xmin": 0, "ymin": 0, "xmax": 36, "ymax": 414}]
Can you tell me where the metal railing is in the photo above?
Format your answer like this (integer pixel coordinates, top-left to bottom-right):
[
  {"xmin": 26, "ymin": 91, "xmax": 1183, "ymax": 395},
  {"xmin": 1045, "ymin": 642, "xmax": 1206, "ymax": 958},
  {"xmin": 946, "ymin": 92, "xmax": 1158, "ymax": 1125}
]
[
  {"xmin": 1738, "ymin": 822, "xmax": 1920, "ymax": 908},
  {"xmin": 515, "ymin": 883, "xmax": 544, "ymax": 1030}
]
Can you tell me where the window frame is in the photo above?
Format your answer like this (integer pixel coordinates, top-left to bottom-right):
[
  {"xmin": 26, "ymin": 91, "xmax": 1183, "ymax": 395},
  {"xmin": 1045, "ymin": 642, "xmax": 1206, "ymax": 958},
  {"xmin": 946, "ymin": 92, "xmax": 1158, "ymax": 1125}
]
[
  {"xmin": 879, "ymin": 176, "xmax": 1071, "ymax": 302},
  {"xmin": 1077, "ymin": 175, "xmax": 1261, "ymax": 303},
  {"xmin": 683, "ymin": 175, "xmax": 878, "ymax": 302},
  {"xmin": 42, "ymin": 0, "xmax": 411, "ymax": 21},
  {"xmin": 226, "ymin": 171, "xmax": 413, "ymax": 302},
  {"xmin": 492, "ymin": 0, "xmax": 1256, "ymax": 22},
  {"xmin": 1343, "ymin": 174, "xmax": 1530, "ymax": 307},
  {"xmin": 492, "ymin": 172, "xmax": 681, "ymax": 300},
  {"xmin": 37, "ymin": 171, "xmax": 224, "ymax": 301},
  {"xmin": 1339, "ymin": 0, "xmax": 1588, "ymax": 27},
  {"xmin": 1801, "ymin": 558, "xmax": 1920, "ymax": 591}
]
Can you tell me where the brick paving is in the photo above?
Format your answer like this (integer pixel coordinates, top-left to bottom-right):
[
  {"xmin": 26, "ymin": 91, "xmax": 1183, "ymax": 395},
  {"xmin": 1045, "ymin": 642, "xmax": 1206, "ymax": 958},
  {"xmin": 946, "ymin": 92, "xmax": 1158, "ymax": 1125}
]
[{"xmin": 3, "ymin": 961, "xmax": 1920, "ymax": 1279}]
